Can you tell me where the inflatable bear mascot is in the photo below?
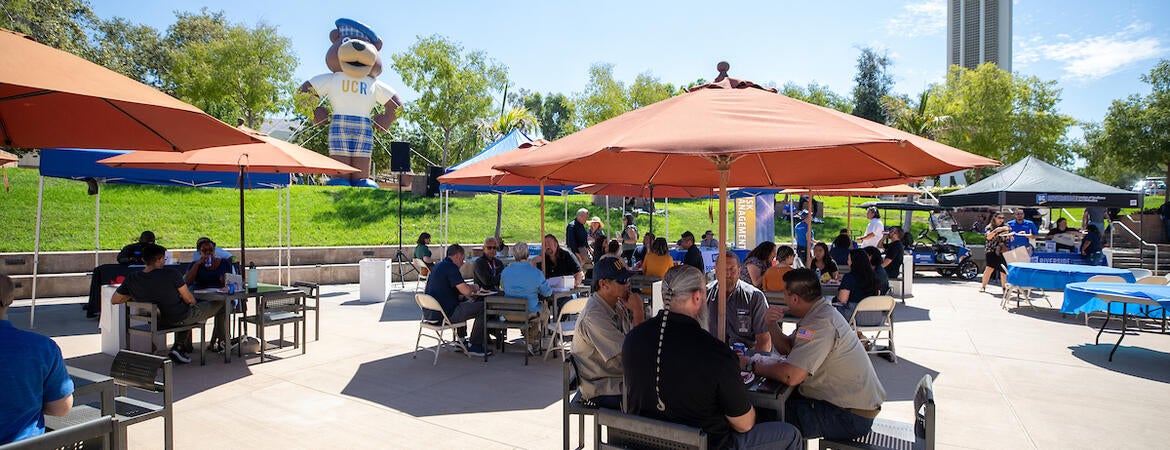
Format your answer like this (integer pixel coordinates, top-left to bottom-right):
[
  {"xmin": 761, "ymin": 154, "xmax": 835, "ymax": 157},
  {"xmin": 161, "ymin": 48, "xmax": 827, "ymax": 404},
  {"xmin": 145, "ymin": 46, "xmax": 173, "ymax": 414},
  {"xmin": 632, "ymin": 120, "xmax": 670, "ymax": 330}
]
[{"xmin": 300, "ymin": 18, "xmax": 403, "ymax": 188}]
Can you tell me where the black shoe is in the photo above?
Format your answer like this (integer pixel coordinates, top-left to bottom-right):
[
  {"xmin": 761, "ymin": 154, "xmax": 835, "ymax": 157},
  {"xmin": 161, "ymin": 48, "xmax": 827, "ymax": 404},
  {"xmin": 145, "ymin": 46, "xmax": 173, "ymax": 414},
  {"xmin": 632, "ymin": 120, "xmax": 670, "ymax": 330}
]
[
  {"xmin": 85, "ymin": 312, "xmax": 99, "ymax": 319},
  {"xmin": 169, "ymin": 349, "xmax": 191, "ymax": 364}
]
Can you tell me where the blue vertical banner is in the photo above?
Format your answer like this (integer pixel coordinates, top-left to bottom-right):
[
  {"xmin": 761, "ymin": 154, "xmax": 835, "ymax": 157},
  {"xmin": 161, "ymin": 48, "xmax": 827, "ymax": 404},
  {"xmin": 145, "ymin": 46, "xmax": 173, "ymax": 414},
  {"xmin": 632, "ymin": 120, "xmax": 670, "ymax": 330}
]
[{"xmin": 755, "ymin": 194, "xmax": 775, "ymax": 245}]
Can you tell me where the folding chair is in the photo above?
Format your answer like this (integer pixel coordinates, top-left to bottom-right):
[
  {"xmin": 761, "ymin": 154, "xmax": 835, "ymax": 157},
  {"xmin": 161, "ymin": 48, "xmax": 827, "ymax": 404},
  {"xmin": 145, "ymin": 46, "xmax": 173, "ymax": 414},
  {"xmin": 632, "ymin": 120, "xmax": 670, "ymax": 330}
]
[
  {"xmin": 482, "ymin": 295, "xmax": 542, "ymax": 365},
  {"xmin": 1083, "ymin": 275, "xmax": 1128, "ymax": 326},
  {"xmin": 1000, "ymin": 263, "xmax": 1050, "ymax": 310},
  {"xmin": 413, "ymin": 293, "xmax": 470, "ymax": 365},
  {"xmin": 564, "ymin": 355, "xmax": 599, "ymax": 450},
  {"xmin": 595, "ymin": 408, "xmax": 707, "ymax": 450},
  {"xmin": 546, "ymin": 297, "xmax": 587, "ymax": 361},
  {"xmin": 822, "ymin": 375, "xmax": 935, "ymax": 450},
  {"xmin": 292, "ymin": 281, "xmax": 321, "ymax": 341},
  {"xmin": 412, "ymin": 258, "xmax": 430, "ymax": 291},
  {"xmin": 849, "ymin": 296, "xmax": 897, "ymax": 363}
]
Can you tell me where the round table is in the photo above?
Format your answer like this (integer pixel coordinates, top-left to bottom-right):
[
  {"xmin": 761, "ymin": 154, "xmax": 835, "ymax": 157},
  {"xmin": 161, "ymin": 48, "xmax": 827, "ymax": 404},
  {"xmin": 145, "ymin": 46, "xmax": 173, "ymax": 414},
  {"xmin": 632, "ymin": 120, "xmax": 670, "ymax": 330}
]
[
  {"xmin": 1063, "ymin": 282, "xmax": 1170, "ymax": 361},
  {"xmin": 1006, "ymin": 262, "xmax": 1135, "ymax": 290}
]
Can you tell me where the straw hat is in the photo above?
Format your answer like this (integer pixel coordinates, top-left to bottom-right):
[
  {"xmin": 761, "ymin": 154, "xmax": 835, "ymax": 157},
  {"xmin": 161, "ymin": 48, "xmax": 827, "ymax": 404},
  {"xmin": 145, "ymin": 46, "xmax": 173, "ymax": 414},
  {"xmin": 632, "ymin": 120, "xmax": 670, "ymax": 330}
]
[{"xmin": 588, "ymin": 216, "xmax": 604, "ymax": 227}]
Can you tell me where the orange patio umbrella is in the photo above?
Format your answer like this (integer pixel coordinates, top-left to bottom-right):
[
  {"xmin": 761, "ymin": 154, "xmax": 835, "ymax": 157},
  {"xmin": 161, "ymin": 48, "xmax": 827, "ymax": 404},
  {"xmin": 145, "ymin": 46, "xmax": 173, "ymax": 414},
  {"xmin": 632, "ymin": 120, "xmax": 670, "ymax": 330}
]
[
  {"xmin": 496, "ymin": 63, "xmax": 1000, "ymax": 341},
  {"xmin": 100, "ymin": 127, "xmax": 356, "ymax": 271},
  {"xmin": 0, "ymin": 28, "xmax": 256, "ymax": 151}
]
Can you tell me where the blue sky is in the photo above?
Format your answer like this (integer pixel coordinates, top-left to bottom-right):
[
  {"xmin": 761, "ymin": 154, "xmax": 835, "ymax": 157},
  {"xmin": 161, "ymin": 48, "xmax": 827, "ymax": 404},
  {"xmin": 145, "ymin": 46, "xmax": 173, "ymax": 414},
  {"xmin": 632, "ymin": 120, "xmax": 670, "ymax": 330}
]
[{"xmin": 91, "ymin": 0, "xmax": 1168, "ymax": 132}]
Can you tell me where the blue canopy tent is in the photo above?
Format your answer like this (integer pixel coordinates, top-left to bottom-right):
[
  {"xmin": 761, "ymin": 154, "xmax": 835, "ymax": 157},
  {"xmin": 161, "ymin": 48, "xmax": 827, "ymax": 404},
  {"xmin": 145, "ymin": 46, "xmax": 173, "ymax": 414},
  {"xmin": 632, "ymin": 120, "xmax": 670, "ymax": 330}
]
[{"xmin": 28, "ymin": 148, "xmax": 290, "ymax": 326}]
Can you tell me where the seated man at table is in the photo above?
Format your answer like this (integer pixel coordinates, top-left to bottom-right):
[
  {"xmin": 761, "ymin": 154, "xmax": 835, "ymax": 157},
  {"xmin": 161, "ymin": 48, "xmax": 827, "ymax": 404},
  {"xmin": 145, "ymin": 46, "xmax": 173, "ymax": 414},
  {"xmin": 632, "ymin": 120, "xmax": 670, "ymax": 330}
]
[
  {"xmin": 572, "ymin": 257, "xmax": 645, "ymax": 410},
  {"xmin": 749, "ymin": 269, "xmax": 886, "ymax": 441},
  {"xmin": 1007, "ymin": 208, "xmax": 1038, "ymax": 251},
  {"xmin": 624, "ymin": 265, "xmax": 801, "ymax": 450},
  {"xmin": 189, "ymin": 237, "xmax": 234, "ymax": 266},
  {"xmin": 111, "ymin": 243, "xmax": 226, "ymax": 362},
  {"xmin": 474, "ymin": 236, "xmax": 505, "ymax": 292},
  {"xmin": 185, "ymin": 238, "xmax": 232, "ymax": 290},
  {"xmin": 0, "ymin": 274, "xmax": 74, "ymax": 445},
  {"xmin": 534, "ymin": 234, "xmax": 584, "ymax": 288},
  {"xmin": 707, "ymin": 251, "xmax": 771, "ymax": 352},
  {"xmin": 881, "ymin": 227, "xmax": 906, "ymax": 280},
  {"xmin": 500, "ymin": 242, "xmax": 552, "ymax": 350},
  {"xmin": 679, "ymin": 230, "xmax": 706, "ymax": 273},
  {"xmin": 424, "ymin": 244, "xmax": 491, "ymax": 357},
  {"xmin": 117, "ymin": 230, "xmax": 156, "ymax": 265}
]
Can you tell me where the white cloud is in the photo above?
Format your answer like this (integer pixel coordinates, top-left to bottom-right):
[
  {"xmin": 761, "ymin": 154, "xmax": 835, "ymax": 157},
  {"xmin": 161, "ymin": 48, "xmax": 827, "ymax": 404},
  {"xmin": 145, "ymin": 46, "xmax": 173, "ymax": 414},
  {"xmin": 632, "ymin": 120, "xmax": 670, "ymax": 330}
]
[
  {"xmin": 1015, "ymin": 22, "xmax": 1166, "ymax": 81},
  {"xmin": 886, "ymin": 0, "xmax": 946, "ymax": 38}
]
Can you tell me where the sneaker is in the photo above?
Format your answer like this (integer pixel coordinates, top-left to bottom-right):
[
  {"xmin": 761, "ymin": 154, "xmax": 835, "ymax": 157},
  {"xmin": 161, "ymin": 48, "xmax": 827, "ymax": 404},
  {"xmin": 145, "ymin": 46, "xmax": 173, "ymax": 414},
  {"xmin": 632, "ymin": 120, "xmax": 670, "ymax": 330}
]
[
  {"xmin": 466, "ymin": 345, "xmax": 494, "ymax": 357},
  {"xmin": 169, "ymin": 349, "xmax": 191, "ymax": 364}
]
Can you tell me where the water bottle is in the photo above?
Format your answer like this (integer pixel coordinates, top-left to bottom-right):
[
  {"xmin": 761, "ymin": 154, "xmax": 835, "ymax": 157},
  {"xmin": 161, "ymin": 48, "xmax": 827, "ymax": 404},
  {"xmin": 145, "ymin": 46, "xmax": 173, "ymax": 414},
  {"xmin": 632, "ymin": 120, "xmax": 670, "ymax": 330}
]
[
  {"xmin": 204, "ymin": 255, "xmax": 213, "ymax": 268},
  {"xmin": 247, "ymin": 262, "xmax": 258, "ymax": 293}
]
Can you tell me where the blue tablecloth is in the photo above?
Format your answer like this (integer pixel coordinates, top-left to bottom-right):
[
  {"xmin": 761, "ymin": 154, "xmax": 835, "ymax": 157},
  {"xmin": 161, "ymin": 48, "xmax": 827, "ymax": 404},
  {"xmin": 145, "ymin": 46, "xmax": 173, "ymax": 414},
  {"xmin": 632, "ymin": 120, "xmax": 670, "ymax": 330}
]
[
  {"xmin": 1062, "ymin": 282, "xmax": 1170, "ymax": 317},
  {"xmin": 1006, "ymin": 263, "xmax": 1135, "ymax": 290}
]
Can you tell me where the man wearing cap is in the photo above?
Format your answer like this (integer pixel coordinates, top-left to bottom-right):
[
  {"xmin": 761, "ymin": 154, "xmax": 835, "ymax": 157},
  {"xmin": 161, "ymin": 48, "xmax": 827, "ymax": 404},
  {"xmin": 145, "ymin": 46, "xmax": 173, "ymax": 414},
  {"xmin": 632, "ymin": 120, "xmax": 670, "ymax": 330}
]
[
  {"xmin": 700, "ymin": 230, "xmax": 720, "ymax": 248},
  {"xmin": 566, "ymin": 208, "xmax": 590, "ymax": 262},
  {"xmin": 748, "ymin": 269, "xmax": 886, "ymax": 440},
  {"xmin": 571, "ymin": 256, "xmax": 645, "ymax": 410},
  {"xmin": 794, "ymin": 211, "xmax": 814, "ymax": 261},
  {"xmin": 117, "ymin": 230, "xmax": 156, "ymax": 265},
  {"xmin": 624, "ymin": 265, "xmax": 802, "ymax": 450},
  {"xmin": 707, "ymin": 251, "xmax": 771, "ymax": 352},
  {"xmin": 679, "ymin": 231, "xmax": 705, "ymax": 273}
]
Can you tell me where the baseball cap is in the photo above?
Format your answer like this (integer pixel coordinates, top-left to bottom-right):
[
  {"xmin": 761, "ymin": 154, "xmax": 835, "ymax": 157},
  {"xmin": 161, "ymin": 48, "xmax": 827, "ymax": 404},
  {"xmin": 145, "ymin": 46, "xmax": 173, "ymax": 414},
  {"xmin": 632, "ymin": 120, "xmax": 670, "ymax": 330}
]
[{"xmin": 594, "ymin": 256, "xmax": 633, "ymax": 284}]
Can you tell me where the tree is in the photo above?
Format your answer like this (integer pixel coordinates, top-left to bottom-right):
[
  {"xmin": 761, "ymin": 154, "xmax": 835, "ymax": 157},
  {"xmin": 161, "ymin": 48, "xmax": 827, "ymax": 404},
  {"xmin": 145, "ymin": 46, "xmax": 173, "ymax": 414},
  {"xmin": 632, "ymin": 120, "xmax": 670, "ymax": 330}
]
[
  {"xmin": 170, "ymin": 21, "xmax": 298, "ymax": 129},
  {"xmin": 479, "ymin": 106, "xmax": 538, "ymax": 140},
  {"xmin": 851, "ymin": 48, "xmax": 894, "ymax": 124},
  {"xmin": 1095, "ymin": 59, "xmax": 1170, "ymax": 200},
  {"xmin": 927, "ymin": 63, "xmax": 1074, "ymax": 167},
  {"xmin": 516, "ymin": 92, "xmax": 577, "ymax": 140},
  {"xmin": 91, "ymin": 17, "xmax": 164, "ymax": 87},
  {"xmin": 881, "ymin": 90, "xmax": 950, "ymax": 139},
  {"xmin": 392, "ymin": 35, "xmax": 508, "ymax": 169},
  {"xmin": 575, "ymin": 63, "xmax": 675, "ymax": 128},
  {"xmin": 0, "ymin": 0, "xmax": 96, "ymax": 57},
  {"xmin": 781, "ymin": 82, "xmax": 854, "ymax": 113}
]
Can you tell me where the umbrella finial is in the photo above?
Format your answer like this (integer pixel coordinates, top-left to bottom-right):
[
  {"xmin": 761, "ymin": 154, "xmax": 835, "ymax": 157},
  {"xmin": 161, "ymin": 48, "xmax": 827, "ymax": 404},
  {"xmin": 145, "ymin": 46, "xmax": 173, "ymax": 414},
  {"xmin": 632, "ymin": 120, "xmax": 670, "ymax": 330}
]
[{"xmin": 716, "ymin": 61, "xmax": 730, "ymax": 79}]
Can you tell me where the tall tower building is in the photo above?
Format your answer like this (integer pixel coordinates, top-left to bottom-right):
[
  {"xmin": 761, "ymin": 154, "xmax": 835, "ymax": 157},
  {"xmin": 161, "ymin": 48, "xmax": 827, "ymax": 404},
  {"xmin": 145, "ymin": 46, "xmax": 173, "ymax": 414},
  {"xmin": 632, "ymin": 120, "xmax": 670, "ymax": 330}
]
[{"xmin": 947, "ymin": 0, "xmax": 1012, "ymax": 72}]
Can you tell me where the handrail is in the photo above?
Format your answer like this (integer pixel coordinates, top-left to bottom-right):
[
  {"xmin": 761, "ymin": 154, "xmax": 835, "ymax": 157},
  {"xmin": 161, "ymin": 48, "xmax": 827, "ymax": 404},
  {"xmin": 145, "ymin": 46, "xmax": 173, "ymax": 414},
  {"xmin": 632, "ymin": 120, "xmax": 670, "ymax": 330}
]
[
  {"xmin": 1109, "ymin": 222, "xmax": 1160, "ymax": 275},
  {"xmin": 1060, "ymin": 208, "xmax": 1081, "ymax": 224}
]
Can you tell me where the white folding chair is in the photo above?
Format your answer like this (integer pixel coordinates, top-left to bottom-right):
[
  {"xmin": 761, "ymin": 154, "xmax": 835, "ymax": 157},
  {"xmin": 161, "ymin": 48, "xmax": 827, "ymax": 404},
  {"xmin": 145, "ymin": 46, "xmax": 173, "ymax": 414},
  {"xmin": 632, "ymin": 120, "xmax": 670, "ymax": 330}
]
[
  {"xmin": 1129, "ymin": 268, "xmax": 1153, "ymax": 280},
  {"xmin": 411, "ymin": 259, "xmax": 430, "ymax": 291},
  {"xmin": 413, "ymin": 294, "xmax": 470, "ymax": 365},
  {"xmin": 1082, "ymin": 275, "xmax": 1129, "ymax": 327},
  {"xmin": 1000, "ymin": 262, "xmax": 1051, "ymax": 310},
  {"xmin": 1136, "ymin": 275, "xmax": 1168, "ymax": 285},
  {"xmin": 849, "ymin": 295, "xmax": 897, "ymax": 363},
  {"xmin": 546, "ymin": 297, "xmax": 587, "ymax": 361}
]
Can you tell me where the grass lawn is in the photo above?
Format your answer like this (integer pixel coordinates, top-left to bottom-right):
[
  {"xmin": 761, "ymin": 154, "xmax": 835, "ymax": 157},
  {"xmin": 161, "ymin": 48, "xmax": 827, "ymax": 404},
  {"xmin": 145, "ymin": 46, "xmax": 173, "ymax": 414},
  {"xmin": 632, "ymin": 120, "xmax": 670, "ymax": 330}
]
[{"xmin": 6, "ymin": 166, "xmax": 1155, "ymax": 253}]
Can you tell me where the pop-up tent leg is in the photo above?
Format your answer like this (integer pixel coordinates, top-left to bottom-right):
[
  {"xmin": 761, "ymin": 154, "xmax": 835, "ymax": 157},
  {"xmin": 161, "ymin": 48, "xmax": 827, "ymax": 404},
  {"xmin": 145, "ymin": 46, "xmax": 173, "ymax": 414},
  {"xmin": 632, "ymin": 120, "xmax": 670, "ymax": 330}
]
[{"xmin": 30, "ymin": 175, "xmax": 44, "ymax": 328}]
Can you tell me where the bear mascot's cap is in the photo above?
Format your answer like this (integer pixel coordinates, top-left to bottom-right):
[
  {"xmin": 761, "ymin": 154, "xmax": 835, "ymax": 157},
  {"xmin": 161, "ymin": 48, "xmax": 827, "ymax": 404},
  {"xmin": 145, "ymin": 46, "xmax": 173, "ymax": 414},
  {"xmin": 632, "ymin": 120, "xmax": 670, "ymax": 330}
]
[{"xmin": 335, "ymin": 18, "xmax": 379, "ymax": 45}]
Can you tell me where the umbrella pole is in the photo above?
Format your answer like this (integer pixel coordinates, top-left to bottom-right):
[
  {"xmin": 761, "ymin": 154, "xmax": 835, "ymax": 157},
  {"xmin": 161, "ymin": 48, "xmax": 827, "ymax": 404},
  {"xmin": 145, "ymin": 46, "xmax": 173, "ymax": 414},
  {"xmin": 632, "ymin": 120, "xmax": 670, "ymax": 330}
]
[
  {"xmin": 95, "ymin": 186, "xmax": 101, "ymax": 268},
  {"xmin": 649, "ymin": 185, "xmax": 655, "ymax": 235},
  {"xmin": 806, "ymin": 194, "xmax": 815, "ymax": 267},
  {"xmin": 239, "ymin": 167, "xmax": 246, "ymax": 274},
  {"xmin": 564, "ymin": 193, "xmax": 568, "ymax": 224},
  {"xmin": 277, "ymin": 186, "xmax": 283, "ymax": 285},
  {"xmin": 605, "ymin": 196, "xmax": 610, "ymax": 241},
  {"xmin": 665, "ymin": 198, "xmax": 670, "ymax": 241},
  {"xmin": 540, "ymin": 180, "xmax": 546, "ymax": 278},
  {"xmin": 717, "ymin": 169, "xmax": 729, "ymax": 342},
  {"xmin": 30, "ymin": 175, "xmax": 44, "ymax": 328},
  {"xmin": 847, "ymin": 196, "xmax": 852, "ymax": 234}
]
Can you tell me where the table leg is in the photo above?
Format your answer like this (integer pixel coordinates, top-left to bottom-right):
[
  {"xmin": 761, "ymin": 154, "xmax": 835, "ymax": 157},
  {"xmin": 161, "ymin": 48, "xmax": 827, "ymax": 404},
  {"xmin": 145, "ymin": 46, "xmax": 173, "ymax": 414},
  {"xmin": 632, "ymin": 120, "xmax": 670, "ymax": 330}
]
[
  {"xmin": 223, "ymin": 299, "xmax": 232, "ymax": 364},
  {"xmin": 1095, "ymin": 310, "xmax": 1112, "ymax": 345},
  {"xmin": 100, "ymin": 383, "xmax": 114, "ymax": 416},
  {"xmin": 1109, "ymin": 312, "xmax": 1127, "ymax": 362}
]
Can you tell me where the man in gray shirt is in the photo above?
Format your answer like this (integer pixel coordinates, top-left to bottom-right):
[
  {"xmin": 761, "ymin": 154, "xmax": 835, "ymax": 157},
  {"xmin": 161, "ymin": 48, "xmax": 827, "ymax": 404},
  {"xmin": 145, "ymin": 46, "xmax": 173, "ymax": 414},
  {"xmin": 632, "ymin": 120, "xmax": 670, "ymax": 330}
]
[
  {"xmin": 706, "ymin": 250, "xmax": 771, "ymax": 352},
  {"xmin": 571, "ymin": 257, "xmax": 645, "ymax": 409}
]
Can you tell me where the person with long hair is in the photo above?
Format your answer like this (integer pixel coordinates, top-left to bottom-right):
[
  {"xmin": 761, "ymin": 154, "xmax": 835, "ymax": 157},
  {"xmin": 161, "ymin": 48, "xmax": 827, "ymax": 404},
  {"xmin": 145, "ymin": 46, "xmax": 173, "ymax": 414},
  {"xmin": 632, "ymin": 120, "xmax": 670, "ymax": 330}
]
[
  {"xmin": 863, "ymin": 247, "xmax": 890, "ymax": 295},
  {"xmin": 830, "ymin": 233, "xmax": 853, "ymax": 266},
  {"xmin": 838, "ymin": 249, "xmax": 878, "ymax": 306},
  {"xmin": 981, "ymin": 212, "xmax": 1012, "ymax": 293},
  {"xmin": 638, "ymin": 238, "xmax": 675, "ymax": 278},
  {"xmin": 809, "ymin": 242, "xmax": 839, "ymax": 280},
  {"xmin": 740, "ymin": 241, "xmax": 777, "ymax": 287},
  {"xmin": 414, "ymin": 232, "xmax": 434, "ymax": 268},
  {"xmin": 760, "ymin": 245, "xmax": 797, "ymax": 292}
]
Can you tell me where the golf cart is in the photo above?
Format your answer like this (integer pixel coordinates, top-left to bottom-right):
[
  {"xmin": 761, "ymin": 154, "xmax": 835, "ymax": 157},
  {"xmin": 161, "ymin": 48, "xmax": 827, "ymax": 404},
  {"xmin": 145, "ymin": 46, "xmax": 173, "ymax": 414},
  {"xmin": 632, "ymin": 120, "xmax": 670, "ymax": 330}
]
[{"xmin": 859, "ymin": 201, "xmax": 980, "ymax": 280}]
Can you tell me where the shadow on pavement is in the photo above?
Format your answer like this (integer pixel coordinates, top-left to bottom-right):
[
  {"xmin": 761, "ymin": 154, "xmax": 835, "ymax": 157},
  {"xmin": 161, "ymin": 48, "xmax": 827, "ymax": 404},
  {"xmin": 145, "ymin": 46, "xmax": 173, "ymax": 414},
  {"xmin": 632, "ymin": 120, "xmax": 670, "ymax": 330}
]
[
  {"xmin": 1069, "ymin": 344, "xmax": 1170, "ymax": 384},
  {"xmin": 378, "ymin": 291, "xmax": 426, "ymax": 322},
  {"xmin": 871, "ymin": 356, "xmax": 940, "ymax": 402},
  {"xmin": 893, "ymin": 303, "xmax": 931, "ymax": 323},
  {"xmin": 8, "ymin": 302, "xmax": 100, "ymax": 338},
  {"xmin": 341, "ymin": 349, "xmax": 561, "ymax": 417},
  {"xmin": 66, "ymin": 350, "xmax": 253, "ymax": 403}
]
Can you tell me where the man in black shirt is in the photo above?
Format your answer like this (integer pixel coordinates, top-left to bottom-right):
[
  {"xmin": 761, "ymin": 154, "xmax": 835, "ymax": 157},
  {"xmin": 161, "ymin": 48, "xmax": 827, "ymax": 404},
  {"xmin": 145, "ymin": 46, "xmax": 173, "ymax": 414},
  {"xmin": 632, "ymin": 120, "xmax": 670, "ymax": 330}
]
[
  {"xmin": 535, "ymin": 234, "xmax": 583, "ymax": 286},
  {"xmin": 566, "ymin": 208, "xmax": 590, "ymax": 261},
  {"xmin": 679, "ymin": 231, "xmax": 705, "ymax": 273},
  {"xmin": 624, "ymin": 265, "xmax": 801, "ymax": 450},
  {"xmin": 881, "ymin": 227, "xmax": 906, "ymax": 280},
  {"xmin": 111, "ymin": 244, "xmax": 224, "ymax": 363},
  {"xmin": 116, "ymin": 231, "xmax": 156, "ymax": 265}
]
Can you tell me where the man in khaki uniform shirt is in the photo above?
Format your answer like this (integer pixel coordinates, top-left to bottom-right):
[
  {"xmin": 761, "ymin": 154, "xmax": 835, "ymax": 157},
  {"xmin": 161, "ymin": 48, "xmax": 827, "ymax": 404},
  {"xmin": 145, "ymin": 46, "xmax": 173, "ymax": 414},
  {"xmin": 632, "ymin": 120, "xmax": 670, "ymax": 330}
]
[
  {"xmin": 572, "ymin": 257, "xmax": 645, "ymax": 409},
  {"xmin": 749, "ymin": 268, "xmax": 886, "ymax": 440}
]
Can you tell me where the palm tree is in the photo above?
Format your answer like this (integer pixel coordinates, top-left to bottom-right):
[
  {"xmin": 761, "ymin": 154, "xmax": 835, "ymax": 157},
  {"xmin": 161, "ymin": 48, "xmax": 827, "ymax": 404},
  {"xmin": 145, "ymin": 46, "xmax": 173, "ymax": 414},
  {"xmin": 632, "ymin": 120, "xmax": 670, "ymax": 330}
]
[
  {"xmin": 882, "ymin": 90, "xmax": 952, "ymax": 139},
  {"xmin": 477, "ymin": 106, "xmax": 539, "ymax": 237}
]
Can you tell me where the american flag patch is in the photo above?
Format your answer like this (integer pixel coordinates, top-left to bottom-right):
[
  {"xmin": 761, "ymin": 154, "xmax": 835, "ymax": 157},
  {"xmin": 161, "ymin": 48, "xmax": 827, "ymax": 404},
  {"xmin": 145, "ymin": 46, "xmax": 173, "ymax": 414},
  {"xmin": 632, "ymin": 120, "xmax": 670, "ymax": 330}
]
[{"xmin": 796, "ymin": 327, "xmax": 815, "ymax": 341}]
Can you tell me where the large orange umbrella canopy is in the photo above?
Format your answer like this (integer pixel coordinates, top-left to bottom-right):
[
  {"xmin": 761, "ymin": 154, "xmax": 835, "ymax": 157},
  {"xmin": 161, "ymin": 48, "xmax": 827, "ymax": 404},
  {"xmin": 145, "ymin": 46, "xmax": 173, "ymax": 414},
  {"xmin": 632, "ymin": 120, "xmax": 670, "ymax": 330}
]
[
  {"xmin": 0, "ymin": 28, "xmax": 256, "ymax": 151},
  {"xmin": 575, "ymin": 183, "xmax": 713, "ymax": 198},
  {"xmin": 98, "ymin": 127, "xmax": 356, "ymax": 175},
  {"xmin": 496, "ymin": 67, "xmax": 999, "ymax": 188},
  {"xmin": 779, "ymin": 184, "xmax": 921, "ymax": 197}
]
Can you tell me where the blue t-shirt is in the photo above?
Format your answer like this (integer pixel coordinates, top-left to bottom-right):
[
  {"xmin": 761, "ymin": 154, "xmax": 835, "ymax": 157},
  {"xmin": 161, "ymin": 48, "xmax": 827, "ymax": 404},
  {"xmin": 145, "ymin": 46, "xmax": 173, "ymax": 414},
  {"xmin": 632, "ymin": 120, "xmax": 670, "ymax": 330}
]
[
  {"xmin": 795, "ymin": 222, "xmax": 813, "ymax": 247},
  {"xmin": 423, "ymin": 257, "xmax": 465, "ymax": 321},
  {"xmin": 1082, "ymin": 230, "xmax": 1102, "ymax": 256},
  {"xmin": 501, "ymin": 261, "xmax": 552, "ymax": 313},
  {"xmin": 0, "ymin": 320, "xmax": 74, "ymax": 444},
  {"xmin": 1007, "ymin": 219, "xmax": 1037, "ymax": 248}
]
